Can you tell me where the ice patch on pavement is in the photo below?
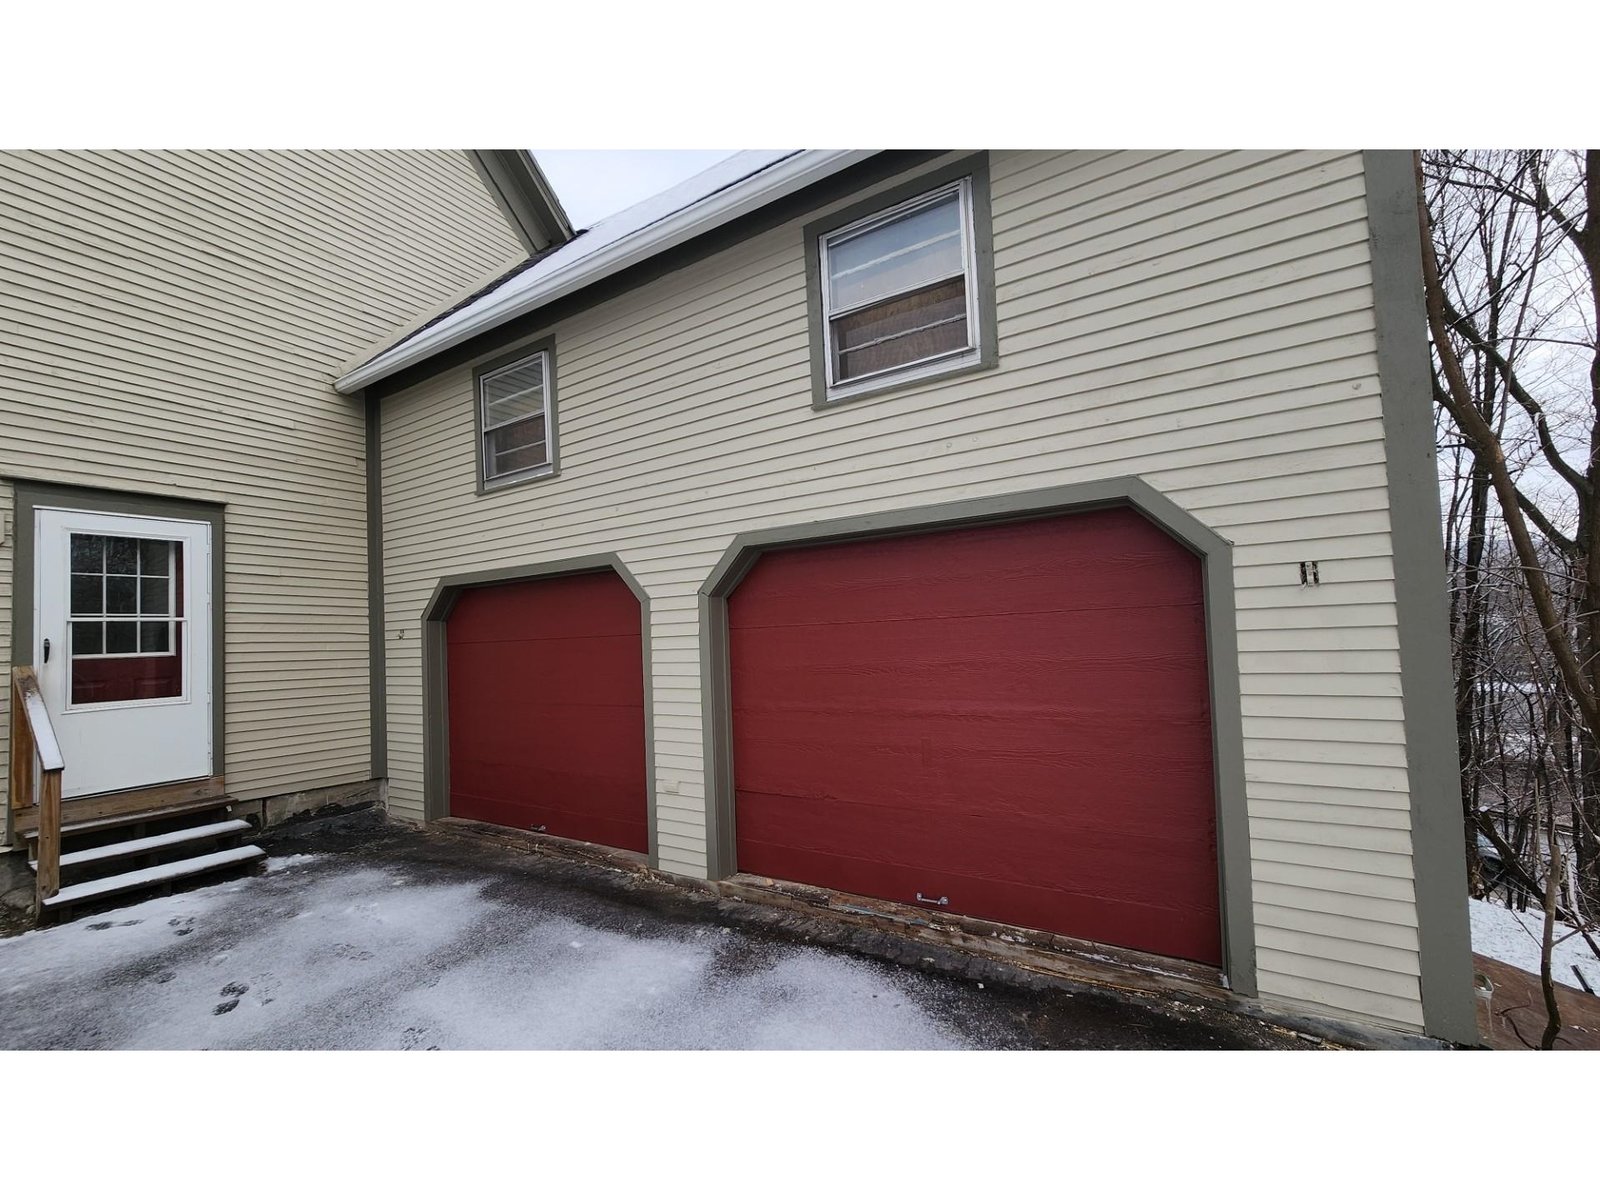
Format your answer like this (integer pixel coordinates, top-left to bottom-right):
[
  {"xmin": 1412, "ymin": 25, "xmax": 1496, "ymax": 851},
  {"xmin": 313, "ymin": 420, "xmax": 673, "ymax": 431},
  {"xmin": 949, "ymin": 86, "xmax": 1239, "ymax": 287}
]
[{"xmin": 264, "ymin": 854, "xmax": 320, "ymax": 873}]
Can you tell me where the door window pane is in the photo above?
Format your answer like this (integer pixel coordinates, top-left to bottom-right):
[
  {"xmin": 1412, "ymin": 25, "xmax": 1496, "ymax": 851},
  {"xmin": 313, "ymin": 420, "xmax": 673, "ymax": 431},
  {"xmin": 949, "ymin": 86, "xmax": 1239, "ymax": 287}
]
[
  {"xmin": 71, "ymin": 574, "xmax": 103, "ymax": 615},
  {"xmin": 106, "ymin": 576, "xmax": 137, "ymax": 614},
  {"xmin": 71, "ymin": 534, "xmax": 104, "ymax": 573},
  {"xmin": 106, "ymin": 537, "xmax": 139, "ymax": 575},
  {"xmin": 72, "ymin": 622, "xmax": 103, "ymax": 656},
  {"xmin": 140, "ymin": 576, "xmax": 169, "ymax": 614},
  {"xmin": 105, "ymin": 621, "xmax": 137, "ymax": 654},
  {"xmin": 139, "ymin": 622, "xmax": 171, "ymax": 653}
]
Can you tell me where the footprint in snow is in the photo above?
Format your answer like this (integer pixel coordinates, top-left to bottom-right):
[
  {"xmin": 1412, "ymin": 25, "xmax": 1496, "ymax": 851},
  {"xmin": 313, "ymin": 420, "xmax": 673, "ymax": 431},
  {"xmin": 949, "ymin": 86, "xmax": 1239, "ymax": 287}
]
[{"xmin": 213, "ymin": 981, "xmax": 249, "ymax": 1015}]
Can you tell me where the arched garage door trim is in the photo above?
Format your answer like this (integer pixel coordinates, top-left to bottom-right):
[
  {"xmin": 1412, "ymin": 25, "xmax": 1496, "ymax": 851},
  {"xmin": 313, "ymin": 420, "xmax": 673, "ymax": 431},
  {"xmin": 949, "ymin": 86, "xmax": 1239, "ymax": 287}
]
[
  {"xmin": 421, "ymin": 553, "xmax": 658, "ymax": 867},
  {"xmin": 697, "ymin": 476, "xmax": 1256, "ymax": 996}
]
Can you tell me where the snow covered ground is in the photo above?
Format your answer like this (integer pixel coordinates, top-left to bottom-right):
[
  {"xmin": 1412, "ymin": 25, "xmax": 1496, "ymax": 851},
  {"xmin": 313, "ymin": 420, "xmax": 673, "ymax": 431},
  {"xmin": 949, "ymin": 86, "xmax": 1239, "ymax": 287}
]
[
  {"xmin": 0, "ymin": 856, "xmax": 983, "ymax": 1050},
  {"xmin": 1470, "ymin": 897, "xmax": 1600, "ymax": 992}
]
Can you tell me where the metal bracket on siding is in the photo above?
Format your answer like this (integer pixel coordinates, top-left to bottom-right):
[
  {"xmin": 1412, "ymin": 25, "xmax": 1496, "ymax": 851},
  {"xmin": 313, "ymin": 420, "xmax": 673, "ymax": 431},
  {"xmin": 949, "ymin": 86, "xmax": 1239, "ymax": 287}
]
[{"xmin": 1299, "ymin": 561, "xmax": 1321, "ymax": 587}]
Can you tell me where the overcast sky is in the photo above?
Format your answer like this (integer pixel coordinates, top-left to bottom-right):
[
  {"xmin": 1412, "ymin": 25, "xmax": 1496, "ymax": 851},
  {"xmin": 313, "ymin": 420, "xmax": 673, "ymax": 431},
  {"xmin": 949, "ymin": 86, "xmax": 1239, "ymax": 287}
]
[{"xmin": 531, "ymin": 149, "xmax": 739, "ymax": 230}]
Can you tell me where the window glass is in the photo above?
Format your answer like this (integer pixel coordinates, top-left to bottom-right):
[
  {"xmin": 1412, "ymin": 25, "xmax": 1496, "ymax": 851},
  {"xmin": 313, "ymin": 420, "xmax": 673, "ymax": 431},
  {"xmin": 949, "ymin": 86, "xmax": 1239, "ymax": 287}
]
[
  {"xmin": 480, "ymin": 351, "xmax": 553, "ymax": 484},
  {"xmin": 821, "ymin": 182, "xmax": 977, "ymax": 389},
  {"xmin": 827, "ymin": 192, "xmax": 964, "ymax": 312}
]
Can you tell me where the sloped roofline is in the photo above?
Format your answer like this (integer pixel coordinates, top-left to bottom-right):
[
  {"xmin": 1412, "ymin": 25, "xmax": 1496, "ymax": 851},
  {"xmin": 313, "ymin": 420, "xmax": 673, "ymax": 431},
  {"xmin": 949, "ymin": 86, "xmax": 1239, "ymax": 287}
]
[
  {"xmin": 335, "ymin": 149, "xmax": 878, "ymax": 395},
  {"xmin": 468, "ymin": 150, "xmax": 575, "ymax": 255}
]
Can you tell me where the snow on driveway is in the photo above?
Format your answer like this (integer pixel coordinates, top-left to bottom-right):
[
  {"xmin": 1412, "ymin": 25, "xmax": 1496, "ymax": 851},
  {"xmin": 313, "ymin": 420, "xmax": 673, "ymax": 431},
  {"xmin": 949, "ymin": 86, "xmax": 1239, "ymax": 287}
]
[
  {"xmin": 1470, "ymin": 898, "xmax": 1600, "ymax": 992},
  {"xmin": 0, "ymin": 855, "xmax": 978, "ymax": 1050}
]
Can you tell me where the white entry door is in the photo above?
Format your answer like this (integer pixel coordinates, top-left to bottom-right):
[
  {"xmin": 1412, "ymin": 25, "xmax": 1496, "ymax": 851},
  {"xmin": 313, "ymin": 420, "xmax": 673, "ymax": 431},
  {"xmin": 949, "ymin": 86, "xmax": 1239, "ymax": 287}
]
[{"xmin": 34, "ymin": 508, "xmax": 213, "ymax": 799}]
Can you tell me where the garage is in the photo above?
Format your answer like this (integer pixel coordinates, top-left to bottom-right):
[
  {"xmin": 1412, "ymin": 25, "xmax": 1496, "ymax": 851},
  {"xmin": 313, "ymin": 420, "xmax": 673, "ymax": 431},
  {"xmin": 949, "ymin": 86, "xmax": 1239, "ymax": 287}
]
[
  {"xmin": 445, "ymin": 570, "xmax": 649, "ymax": 854},
  {"xmin": 726, "ymin": 507, "xmax": 1221, "ymax": 965}
]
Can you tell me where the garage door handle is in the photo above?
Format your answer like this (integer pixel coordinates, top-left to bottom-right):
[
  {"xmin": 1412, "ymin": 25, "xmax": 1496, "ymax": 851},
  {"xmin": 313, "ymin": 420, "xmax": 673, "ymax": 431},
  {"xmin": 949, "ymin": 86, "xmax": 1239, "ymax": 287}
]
[{"xmin": 916, "ymin": 892, "xmax": 949, "ymax": 907}]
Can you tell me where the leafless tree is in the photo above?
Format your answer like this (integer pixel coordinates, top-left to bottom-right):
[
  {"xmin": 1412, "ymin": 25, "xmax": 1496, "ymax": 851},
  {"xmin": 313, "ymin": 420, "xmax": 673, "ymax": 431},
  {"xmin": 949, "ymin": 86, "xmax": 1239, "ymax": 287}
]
[{"xmin": 1419, "ymin": 149, "xmax": 1598, "ymax": 1045}]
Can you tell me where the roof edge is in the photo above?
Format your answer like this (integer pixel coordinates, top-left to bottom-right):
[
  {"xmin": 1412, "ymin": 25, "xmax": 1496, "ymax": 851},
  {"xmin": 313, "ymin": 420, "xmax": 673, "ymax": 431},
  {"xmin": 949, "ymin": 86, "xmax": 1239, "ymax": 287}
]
[
  {"xmin": 468, "ymin": 150, "xmax": 576, "ymax": 255},
  {"xmin": 337, "ymin": 149, "xmax": 879, "ymax": 395}
]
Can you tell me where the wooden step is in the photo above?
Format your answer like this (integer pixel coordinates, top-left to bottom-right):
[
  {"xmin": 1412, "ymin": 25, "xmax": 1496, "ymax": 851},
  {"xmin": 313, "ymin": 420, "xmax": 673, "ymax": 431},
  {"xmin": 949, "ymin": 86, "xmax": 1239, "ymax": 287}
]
[
  {"xmin": 41, "ymin": 845, "xmax": 266, "ymax": 910},
  {"xmin": 21, "ymin": 795, "xmax": 235, "ymax": 842},
  {"xmin": 38, "ymin": 819, "xmax": 252, "ymax": 871}
]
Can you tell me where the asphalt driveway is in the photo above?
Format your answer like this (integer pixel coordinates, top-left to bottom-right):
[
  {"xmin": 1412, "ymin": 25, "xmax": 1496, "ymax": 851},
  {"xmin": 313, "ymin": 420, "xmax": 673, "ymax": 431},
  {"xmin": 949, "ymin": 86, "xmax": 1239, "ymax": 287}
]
[{"xmin": 0, "ymin": 815, "xmax": 1325, "ymax": 1050}]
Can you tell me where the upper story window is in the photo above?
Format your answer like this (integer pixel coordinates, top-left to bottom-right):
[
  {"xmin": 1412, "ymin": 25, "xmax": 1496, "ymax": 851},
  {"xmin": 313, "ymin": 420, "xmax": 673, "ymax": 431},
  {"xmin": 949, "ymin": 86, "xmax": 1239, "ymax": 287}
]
[
  {"xmin": 477, "ymin": 344, "xmax": 558, "ymax": 490},
  {"xmin": 806, "ymin": 155, "xmax": 997, "ymax": 408}
]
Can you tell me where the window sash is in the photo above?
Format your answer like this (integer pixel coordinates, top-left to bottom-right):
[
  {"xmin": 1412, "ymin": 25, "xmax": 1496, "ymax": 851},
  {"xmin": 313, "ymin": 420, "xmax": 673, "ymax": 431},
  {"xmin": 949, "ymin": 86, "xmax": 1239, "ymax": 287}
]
[
  {"xmin": 479, "ymin": 351, "xmax": 553, "ymax": 482},
  {"xmin": 819, "ymin": 178, "xmax": 979, "ymax": 392}
]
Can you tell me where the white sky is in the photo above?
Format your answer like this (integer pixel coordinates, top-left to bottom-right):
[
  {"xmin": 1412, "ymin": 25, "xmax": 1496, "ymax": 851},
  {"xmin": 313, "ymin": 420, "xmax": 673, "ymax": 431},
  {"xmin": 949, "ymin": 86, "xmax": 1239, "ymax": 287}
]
[{"xmin": 532, "ymin": 150, "xmax": 739, "ymax": 231}]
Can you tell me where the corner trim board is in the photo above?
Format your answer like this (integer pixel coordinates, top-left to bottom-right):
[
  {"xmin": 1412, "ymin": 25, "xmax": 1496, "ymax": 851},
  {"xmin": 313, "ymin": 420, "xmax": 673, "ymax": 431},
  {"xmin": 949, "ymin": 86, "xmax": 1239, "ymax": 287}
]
[
  {"xmin": 419, "ymin": 553, "xmax": 659, "ymax": 868},
  {"xmin": 364, "ymin": 392, "xmax": 388, "ymax": 780},
  {"xmin": 694, "ymin": 475, "xmax": 1258, "ymax": 997},
  {"xmin": 1362, "ymin": 149, "xmax": 1479, "ymax": 1045}
]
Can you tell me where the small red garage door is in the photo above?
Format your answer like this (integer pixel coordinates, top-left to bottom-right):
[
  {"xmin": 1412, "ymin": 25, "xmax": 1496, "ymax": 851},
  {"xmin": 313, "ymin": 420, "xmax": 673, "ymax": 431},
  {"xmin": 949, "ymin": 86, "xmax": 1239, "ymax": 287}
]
[
  {"xmin": 446, "ymin": 571, "xmax": 649, "ymax": 854},
  {"xmin": 728, "ymin": 507, "xmax": 1220, "ymax": 965}
]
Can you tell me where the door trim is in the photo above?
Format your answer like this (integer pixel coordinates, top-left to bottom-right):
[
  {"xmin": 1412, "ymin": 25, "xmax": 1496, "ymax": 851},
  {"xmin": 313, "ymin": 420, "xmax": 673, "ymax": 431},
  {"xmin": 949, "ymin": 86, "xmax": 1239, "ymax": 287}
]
[
  {"xmin": 8, "ymin": 480, "xmax": 226, "ymax": 824},
  {"xmin": 696, "ymin": 475, "xmax": 1257, "ymax": 998},
  {"xmin": 418, "ymin": 553, "xmax": 658, "ymax": 869}
]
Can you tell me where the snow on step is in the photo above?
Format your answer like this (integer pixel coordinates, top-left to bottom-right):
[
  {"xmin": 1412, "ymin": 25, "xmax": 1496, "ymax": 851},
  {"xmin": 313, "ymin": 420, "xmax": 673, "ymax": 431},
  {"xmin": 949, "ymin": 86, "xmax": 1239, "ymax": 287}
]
[
  {"xmin": 42, "ymin": 845, "xmax": 266, "ymax": 908},
  {"xmin": 52, "ymin": 819, "xmax": 252, "ymax": 869}
]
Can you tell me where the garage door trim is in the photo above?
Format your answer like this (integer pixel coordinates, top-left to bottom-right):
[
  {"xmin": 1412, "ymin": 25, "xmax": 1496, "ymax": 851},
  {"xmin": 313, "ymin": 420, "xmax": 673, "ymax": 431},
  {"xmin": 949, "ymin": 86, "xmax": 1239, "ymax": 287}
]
[
  {"xmin": 420, "ymin": 553, "xmax": 658, "ymax": 867},
  {"xmin": 697, "ymin": 475, "xmax": 1255, "ymax": 996}
]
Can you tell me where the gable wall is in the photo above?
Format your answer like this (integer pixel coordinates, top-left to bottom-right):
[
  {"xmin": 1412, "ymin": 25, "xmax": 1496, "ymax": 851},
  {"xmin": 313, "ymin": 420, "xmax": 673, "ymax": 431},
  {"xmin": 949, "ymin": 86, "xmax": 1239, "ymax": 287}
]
[
  {"xmin": 0, "ymin": 149, "xmax": 523, "ymax": 806},
  {"xmin": 376, "ymin": 150, "xmax": 1435, "ymax": 1032}
]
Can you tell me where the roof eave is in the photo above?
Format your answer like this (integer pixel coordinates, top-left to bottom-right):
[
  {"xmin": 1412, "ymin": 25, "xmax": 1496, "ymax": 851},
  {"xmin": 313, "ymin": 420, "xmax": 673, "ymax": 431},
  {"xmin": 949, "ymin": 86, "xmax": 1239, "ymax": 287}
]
[
  {"xmin": 336, "ymin": 149, "xmax": 879, "ymax": 395},
  {"xmin": 468, "ymin": 150, "xmax": 576, "ymax": 255}
]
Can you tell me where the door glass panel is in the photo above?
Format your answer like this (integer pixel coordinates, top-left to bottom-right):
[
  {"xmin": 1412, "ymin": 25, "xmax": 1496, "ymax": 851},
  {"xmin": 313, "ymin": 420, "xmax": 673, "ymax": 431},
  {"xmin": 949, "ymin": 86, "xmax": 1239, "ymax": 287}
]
[
  {"xmin": 69, "ymin": 533, "xmax": 184, "ymax": 705},
  {"xmin": 71, "ymin": 534, "xmax": 105, "ymax": 573},
  {"xmin": 71, "ymin": 574, "xmax": 103, "ymax": 615},
  {"xmin": 106, "ymin": 537, "xmax": 138, "ymax": 575},
  {"xmin": 72, "ymin": 622, "xmax": 103, "ymax": 656},
  {"xmin": 106, "ymin": 576, "xmax": 137, "ymax": 614}
]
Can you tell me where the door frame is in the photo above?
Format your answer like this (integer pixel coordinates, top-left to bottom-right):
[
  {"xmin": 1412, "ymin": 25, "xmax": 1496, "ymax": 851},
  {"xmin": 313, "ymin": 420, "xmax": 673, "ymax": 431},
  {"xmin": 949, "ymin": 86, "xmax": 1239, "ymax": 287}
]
[
  {"xmin": 696, "ymin": 475, "xmax": 1257, "ymax": 998},
  {"xmin": 8, "ymin": 481, "xmax": 226, "ymax": 824},
  {"xmin": 418, "ymin": 553, "xmax": 658, "ymax": 868}
]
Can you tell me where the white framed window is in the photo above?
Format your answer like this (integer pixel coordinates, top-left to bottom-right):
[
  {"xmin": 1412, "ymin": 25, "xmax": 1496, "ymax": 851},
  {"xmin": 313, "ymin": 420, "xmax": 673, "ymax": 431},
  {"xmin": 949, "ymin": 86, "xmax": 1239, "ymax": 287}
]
[
  {"xmin": 818, "ymin": 177, "xmax": 981, "ymax": 399},
  {"xmin": 478, "ymin": 349, "xmax": 555, "ymax": 487}
]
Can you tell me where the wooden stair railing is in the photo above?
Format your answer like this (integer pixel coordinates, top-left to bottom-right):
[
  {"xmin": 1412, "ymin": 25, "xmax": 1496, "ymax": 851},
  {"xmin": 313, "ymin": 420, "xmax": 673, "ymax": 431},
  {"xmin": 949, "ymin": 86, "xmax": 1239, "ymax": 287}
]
[{"xmin": 9, "ymin": 666, "xmax": 65, "ymax": 911}]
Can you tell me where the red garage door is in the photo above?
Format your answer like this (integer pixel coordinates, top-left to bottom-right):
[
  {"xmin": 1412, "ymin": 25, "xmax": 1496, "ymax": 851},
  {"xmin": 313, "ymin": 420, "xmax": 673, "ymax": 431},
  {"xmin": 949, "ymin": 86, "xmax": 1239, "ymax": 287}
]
[
  {"xmin": 728, "ymin": 507, "xmax": 1220, "ymax": 965},
  {"xmin": 446, "ymin": 571, "xmax": 649, "ymax": 854}
]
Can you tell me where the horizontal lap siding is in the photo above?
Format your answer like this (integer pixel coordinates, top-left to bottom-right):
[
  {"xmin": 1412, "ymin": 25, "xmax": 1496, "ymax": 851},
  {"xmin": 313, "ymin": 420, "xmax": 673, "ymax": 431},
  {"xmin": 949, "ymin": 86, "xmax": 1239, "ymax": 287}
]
[
  {"xmin": 1, "ymin": 150, "xmax": 521, "ymax": 804},
  {"xmin": 380, "ymin": 150, "xmax": 1426, "ymax": 1031}
]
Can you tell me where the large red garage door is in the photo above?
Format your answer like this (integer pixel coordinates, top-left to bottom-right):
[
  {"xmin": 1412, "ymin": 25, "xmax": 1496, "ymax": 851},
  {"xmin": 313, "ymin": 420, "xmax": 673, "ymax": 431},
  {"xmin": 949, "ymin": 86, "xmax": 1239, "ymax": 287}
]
[
  {"xmin": 446, "ymin": 571, "xmax": 649, "ymax": 854},
  {"xmin": 728, "ymin": 507, "xmax": 1220, "ymax": 965}
]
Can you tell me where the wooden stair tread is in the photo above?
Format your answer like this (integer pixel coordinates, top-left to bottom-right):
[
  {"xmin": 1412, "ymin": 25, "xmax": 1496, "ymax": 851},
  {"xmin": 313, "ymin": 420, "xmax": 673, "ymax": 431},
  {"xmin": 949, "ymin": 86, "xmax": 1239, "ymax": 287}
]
[
  {"xmin": 22, "ymin": 795, "xmax": 235, "ymax": 841},
  {"xmin": 45, "ymin": 819, "xmax": 253, "ymax": 869},
  {"xmin": 42, "ymin": 845, "xmax": 266, "ymax": 908}
]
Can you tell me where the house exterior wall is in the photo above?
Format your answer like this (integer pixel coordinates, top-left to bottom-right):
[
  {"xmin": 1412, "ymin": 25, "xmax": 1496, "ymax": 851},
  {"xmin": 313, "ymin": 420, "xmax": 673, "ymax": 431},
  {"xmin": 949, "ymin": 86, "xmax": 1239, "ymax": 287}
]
[
  {"xmin": 376, "ymin": 149, "xmax": 1446, "ymax": 1034},
  {"xmin": 1, "ymin": 150, "xmax": 523, "ymax": 807}
]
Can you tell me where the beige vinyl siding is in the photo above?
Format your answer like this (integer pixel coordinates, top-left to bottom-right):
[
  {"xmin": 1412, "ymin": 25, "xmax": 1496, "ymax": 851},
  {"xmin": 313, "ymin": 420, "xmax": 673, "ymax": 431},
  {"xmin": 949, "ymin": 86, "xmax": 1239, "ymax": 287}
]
[
  {"xmin": 1, "ymin": 149, "xmax": 521, "ymax": 805},
  {"xmin": 378, "ymin": 149, "xmax": 1427, "ymax": 1032}
]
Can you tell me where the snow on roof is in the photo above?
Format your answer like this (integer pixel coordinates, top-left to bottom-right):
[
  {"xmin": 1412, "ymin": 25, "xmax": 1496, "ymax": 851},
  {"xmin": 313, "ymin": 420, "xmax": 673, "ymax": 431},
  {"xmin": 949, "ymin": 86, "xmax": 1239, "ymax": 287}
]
[{"xmin": 337, "ymin": 149, "xmax": 877, "ymax": 393}]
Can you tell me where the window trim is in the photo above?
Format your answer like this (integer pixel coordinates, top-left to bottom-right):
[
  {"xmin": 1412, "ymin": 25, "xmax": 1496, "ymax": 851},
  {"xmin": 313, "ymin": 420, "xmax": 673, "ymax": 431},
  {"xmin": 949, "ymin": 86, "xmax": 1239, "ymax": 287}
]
[
  {"xmin": 472, "ymin": 337, "xmax": 560, "ymax": 493},
  {"xmin": 804, "ymin": 152, "xmax": 998, "ymax": 410}
]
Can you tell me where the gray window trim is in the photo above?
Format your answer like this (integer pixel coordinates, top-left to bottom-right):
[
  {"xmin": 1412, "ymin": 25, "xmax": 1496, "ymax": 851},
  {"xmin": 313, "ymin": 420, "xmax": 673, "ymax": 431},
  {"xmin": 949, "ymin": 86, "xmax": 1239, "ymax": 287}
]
[
  {"xmin": 473, "ymin": 337, "xmax": 560, "ymax": 494},
  {"xmin": 418, "ymin": 555, "xmax": 658, "ymax": 868},
  {"xmin": 804, "ymin": 152, "xmax": 999, "ymax": 410},
  {"xmin": 6, "ymin": 478, "xmax": 227, "ymax": 840},
  {"xmin": 695, "ymin": 475, "xmax": 1257, "ymax": 997}
]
